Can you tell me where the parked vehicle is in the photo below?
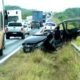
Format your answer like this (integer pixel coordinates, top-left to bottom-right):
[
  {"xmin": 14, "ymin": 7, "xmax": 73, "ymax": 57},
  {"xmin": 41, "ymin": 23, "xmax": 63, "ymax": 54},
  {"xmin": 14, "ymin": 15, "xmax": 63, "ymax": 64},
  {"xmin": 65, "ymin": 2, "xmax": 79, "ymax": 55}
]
[
  {"xmin": 23, "ymin": 23, "xmax": 31, "ymax": 35},
  {"xmin": 26, "ymin": 16, "xmax": 32, "ymax": 24},
  {"xmin": 0, "ymin": 1, "xmax": 5, "ymax": 56},
  {"xmin": 31, "ymin": 11, "xmax": 46, "ymax": 28},
  {"xmin": 22, "ymin": 18, "xmax": 80, "ymax": 53},
  {"xmin": 5, "ymin": 22, "xmax": 25, "ymax": 39},
  {"xmin": 0, "ymin": 30, "xmax": 4, "ymax": 56},
  {"xmin": 31, "ymin": 21, "xmax": 41, "ymax": 29},
  {"xmin": 7, "ymin": 10, "xmax": 22, "ymax": 22},
  {"xmin": 32, "ymin": 11, "xmax": 43, "ymax": 22},
  {"xmin": 43, "ymin": 22, "xmax": 56, "ymax": 30}
]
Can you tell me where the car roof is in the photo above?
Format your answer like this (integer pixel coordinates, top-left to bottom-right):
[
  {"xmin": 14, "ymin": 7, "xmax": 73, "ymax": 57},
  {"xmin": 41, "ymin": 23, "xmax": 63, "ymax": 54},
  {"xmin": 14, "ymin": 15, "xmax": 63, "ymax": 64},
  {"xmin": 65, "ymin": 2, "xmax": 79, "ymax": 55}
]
[{"xmin": 58, "ymin": 18, "xmax": 80, "ymax": 25}]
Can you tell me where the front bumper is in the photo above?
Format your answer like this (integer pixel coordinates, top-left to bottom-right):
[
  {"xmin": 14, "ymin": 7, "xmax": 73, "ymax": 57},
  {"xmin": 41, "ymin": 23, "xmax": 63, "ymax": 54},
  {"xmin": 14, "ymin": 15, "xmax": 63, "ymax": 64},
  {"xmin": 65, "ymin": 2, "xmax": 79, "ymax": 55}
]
[{"xmin": 22, "ymin": 43, "xmax": 36, "ymax": 52}]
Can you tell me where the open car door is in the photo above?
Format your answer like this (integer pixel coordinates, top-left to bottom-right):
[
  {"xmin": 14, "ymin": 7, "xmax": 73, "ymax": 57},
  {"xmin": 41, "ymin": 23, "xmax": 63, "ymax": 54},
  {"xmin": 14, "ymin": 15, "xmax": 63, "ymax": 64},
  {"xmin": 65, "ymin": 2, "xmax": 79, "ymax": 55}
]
[{"xmin": 58, "ymin": 19, "xmax": 80, "ymax": 41}]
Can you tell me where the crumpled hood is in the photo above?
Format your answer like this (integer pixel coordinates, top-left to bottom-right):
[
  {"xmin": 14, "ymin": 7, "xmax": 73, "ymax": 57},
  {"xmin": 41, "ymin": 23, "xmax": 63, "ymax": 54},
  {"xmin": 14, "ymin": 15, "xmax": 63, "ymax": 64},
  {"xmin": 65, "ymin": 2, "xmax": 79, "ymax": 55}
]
[{"xmin": 23, "ymin": 35, "xmax": 47, "ymax": 44}]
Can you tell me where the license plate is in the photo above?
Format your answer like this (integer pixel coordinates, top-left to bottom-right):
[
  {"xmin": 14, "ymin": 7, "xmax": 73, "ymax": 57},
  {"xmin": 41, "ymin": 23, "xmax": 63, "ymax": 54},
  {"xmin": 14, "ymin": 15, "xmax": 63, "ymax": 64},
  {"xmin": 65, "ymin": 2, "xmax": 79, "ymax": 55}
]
[
  {"xmin": 25, "ymin": 45, "xmax": 31, "ymax": 48},
  {"xmin": 25, "ymin": 48, "xmax": 30, "ymax": 51}
]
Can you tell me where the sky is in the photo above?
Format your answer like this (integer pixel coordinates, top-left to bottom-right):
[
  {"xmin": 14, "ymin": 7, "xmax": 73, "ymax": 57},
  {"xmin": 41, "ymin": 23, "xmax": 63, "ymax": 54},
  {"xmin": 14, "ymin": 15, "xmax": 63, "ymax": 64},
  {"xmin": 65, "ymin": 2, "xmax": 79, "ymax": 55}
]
[{"xmin": 1, "ymin": 0, "xmax": 80, "ymax": 12}]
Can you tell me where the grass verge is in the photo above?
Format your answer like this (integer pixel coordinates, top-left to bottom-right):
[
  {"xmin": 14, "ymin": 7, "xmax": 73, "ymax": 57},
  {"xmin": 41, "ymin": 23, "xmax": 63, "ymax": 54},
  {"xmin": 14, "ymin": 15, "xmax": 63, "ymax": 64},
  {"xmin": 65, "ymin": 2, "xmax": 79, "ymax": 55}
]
[
  {"xmin": 0, "ymin": 43, "xmax": 80, "ymax": 80},
  {"xmin": 73, "ymin": 36, "xmax": 80, "ymax": 47}
]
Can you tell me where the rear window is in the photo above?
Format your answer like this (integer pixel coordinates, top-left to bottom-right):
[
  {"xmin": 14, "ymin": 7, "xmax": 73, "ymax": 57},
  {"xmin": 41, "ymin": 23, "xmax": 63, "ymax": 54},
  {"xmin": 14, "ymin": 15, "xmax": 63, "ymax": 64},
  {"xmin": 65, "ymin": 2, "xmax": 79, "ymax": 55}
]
[
  {"xmin": 8, "ymin": 23, "xmax": 22, "ymax": 26},
  {"xmin": 8, "ymin": 16, "xmax": 18, "ymax": 22}
]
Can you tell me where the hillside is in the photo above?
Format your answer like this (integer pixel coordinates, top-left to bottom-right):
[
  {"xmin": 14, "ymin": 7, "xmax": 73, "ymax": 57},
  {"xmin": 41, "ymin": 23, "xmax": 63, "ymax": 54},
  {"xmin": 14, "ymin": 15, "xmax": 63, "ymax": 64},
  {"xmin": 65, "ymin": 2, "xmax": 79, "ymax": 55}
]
[
  {"xmin": 5, "ymin": 5, "xmax": 33, "ymax": 19},
  {"xmin": 54, "ymin": 8, "xmax": 80, "ymax": 21}
]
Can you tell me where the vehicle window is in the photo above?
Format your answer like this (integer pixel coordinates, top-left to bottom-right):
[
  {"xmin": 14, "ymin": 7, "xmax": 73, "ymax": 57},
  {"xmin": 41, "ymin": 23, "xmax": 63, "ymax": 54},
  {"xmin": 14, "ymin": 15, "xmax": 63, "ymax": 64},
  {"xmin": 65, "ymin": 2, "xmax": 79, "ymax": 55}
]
[
  {"xmin": 8, "ymin": 16, "xmax": 18, "ymax": 22},
  {"xmin": 59, "ymin": 24, "xmax": 64, "ymax": 30},
  {"xmin": 67, "ymin": 21, "xmax": 80, "ymax": 29},
  {"xmin": 67, "ymin": 22, "xmax": 78, "ymax": 29},
  {"xmin": 8, "ymin": 23, "xmax": 22, "ymax": 26}
]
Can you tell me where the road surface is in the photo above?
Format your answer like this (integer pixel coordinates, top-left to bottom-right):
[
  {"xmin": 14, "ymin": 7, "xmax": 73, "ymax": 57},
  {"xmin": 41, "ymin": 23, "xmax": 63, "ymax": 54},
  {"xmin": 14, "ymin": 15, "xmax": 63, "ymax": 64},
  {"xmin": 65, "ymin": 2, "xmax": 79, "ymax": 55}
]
[{"xmin": 0, "ymin": 29, "xmax": 39, "ymax": 63}]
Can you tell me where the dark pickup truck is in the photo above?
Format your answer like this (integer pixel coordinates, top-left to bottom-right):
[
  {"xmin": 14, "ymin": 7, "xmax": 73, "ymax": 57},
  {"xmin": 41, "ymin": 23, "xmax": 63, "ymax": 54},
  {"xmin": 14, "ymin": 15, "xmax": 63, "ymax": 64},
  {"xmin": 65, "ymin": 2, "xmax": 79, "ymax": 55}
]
[
  {"xmin": 22, "ymin": 18, "xmax": 80, "ymax": 52},
  {"xmin": 22, "ymin": 31, "xmax": 53, "ymax": 52}
]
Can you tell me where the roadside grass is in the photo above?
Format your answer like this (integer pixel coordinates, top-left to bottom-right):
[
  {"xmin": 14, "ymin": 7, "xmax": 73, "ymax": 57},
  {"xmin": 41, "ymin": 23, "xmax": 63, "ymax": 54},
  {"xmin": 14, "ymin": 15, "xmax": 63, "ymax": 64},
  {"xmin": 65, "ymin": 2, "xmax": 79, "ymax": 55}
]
[
  {"xmin": 0, "ymin": 43, "xmax": 80, "ymax": 80},
  {"xmin": 73, "ymin": 36, "xmax": 80, "ymax": 47}
]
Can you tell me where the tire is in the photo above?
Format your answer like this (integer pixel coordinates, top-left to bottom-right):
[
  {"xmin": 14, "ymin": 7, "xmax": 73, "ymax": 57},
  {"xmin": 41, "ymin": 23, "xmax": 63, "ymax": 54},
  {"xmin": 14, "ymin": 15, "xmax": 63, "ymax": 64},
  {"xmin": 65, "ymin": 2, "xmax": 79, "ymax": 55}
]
[
  {"xmin": 0, "ymin": 49, "xmax": 3, "ymax": 56},
  {"xmin": 6, "ymin": 35, "xmax": 10, "ymax": 39},
  {"xmin": 21, "ymin": 34, "xmax": 25, "ymax": 39}
]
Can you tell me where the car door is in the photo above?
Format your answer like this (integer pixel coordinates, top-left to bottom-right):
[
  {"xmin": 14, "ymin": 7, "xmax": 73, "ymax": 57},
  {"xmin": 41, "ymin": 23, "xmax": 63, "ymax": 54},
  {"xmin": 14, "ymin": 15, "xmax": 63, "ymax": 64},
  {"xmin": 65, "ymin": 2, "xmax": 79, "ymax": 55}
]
[{"xmin": 65, "ymin": 21, "xmax": 79, "ymax": 39}]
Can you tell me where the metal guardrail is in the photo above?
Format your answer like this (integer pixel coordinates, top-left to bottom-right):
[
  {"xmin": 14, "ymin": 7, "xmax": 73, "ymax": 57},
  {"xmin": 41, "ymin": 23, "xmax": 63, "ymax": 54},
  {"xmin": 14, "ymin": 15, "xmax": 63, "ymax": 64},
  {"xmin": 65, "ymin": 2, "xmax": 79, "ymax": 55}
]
[{"xmin": 71, "ymin": 42, "xmax": 80, "ymax": 52}]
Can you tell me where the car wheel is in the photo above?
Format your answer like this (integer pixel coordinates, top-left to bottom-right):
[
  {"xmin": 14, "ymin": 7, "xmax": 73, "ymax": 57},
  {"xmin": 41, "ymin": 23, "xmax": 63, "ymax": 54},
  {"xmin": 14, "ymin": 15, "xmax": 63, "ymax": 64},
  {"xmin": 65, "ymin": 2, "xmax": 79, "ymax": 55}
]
[
  {"xmin": 6, "ymin": 35, "xmax": 10, "ymax": 39},
  {"xmin": 21, "ymin": 34, "xmax": 25, "ymax": 39},
  {"xmin": 0, "ymin": 49, "xmax": 3, "ymax": 56}
]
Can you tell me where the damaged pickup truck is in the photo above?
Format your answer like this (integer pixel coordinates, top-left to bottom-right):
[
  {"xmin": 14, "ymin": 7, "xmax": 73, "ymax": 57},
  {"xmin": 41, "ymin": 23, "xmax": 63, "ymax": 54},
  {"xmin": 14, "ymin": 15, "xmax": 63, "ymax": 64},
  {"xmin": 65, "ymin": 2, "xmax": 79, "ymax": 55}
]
[{"xmin": 22, "ymin": 18, "xmax": 80, "ymax": 52}]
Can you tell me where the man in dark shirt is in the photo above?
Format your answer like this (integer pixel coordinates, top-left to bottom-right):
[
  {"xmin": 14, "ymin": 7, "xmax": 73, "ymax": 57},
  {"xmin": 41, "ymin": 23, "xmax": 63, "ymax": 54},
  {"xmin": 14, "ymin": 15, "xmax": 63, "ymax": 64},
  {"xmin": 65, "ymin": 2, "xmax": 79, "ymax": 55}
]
[
  {"xmin": 54, "ymin": 26, "xmax": 61, "ymax": 40},
  {"xmin": 54, "ymin": 26, "xmax": 62, "ymax": 47}
]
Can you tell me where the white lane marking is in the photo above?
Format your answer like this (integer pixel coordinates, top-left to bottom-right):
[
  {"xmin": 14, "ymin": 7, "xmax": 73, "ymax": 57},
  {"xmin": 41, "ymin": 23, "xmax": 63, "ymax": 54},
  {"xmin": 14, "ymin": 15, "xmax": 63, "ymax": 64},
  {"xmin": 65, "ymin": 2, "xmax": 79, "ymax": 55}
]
[
  {"xmin": 0, "ymin": 36, "xmax": 29, "ymax": 64},
  {"xmin": 0, "ymin": 35, "xmax": 34, "ymax": 64},
  {"xmin": 0, "ymin": 46, "xmax": 22, "ymax": 64}
]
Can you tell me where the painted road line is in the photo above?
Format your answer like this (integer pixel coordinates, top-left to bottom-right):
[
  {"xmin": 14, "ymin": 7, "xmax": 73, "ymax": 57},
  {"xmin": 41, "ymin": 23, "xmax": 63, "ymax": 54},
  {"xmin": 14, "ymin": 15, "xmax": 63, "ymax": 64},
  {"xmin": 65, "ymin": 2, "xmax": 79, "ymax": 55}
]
[
  {"xmin": 0, "ymin": 36, "xmax": 29, "ymax": 64},
  {"xmin": 0, "ymin": 35, "xmax": 33, "ymax": 64},
  {"xmin": 0, "ymin": 46, "xmax": 22, "ymax": 64}
]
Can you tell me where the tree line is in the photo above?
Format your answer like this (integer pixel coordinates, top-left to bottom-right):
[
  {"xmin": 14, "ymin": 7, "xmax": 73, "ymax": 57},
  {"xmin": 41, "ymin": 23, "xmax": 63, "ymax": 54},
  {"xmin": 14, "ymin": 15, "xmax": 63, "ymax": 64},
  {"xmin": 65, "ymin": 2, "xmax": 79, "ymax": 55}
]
[{"xmin": 54, "ymin": 8, "xmax": 80, "ymax": 21}]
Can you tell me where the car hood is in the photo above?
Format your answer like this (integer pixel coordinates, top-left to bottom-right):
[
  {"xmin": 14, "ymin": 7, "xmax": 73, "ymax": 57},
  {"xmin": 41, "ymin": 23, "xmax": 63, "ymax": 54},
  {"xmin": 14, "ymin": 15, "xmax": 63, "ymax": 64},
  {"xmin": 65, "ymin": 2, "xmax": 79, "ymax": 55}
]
[{"xmin": 23, "ymin": 35, "xmax": 47, "ymax": 44}]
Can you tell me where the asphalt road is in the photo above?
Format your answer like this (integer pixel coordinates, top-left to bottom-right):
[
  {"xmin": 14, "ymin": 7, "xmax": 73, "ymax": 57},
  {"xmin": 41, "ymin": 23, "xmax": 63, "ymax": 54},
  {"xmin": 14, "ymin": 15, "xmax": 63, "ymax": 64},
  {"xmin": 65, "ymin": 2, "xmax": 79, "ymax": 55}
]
[
  {"xmin": 4, "ymin": 37, "xmax": 25, "ymax": 55},
  {"xmin": 0, "ymin": 29, "xmax": 39, "ymax": 61}
]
